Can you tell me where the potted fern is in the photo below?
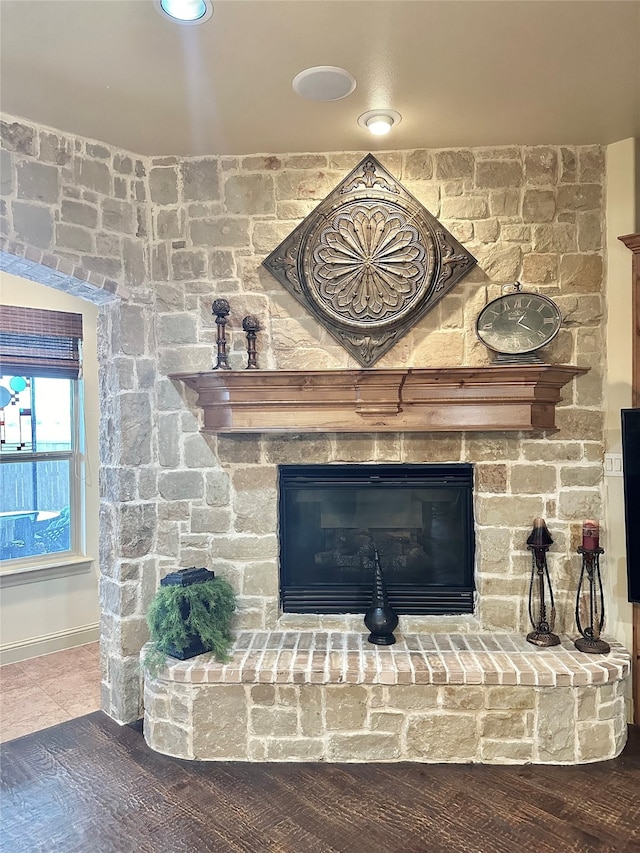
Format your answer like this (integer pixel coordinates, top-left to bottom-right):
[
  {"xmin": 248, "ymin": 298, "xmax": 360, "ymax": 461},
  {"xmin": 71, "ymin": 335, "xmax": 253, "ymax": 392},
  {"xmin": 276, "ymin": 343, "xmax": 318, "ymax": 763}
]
[{"xmin": 144, "ymin": 567, "xmax": 236, "ymax": 675}]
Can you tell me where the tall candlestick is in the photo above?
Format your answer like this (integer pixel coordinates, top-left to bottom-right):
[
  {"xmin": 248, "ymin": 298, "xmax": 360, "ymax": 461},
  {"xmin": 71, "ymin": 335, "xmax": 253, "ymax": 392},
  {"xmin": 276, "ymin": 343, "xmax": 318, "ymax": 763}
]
[
  {"xmin": 582, "ymin": 519, "xmax": 599, "ymax": 551},
  {"xmin": 574, "ymin": 530, "xmax": 609, "ymax": 654},
  {"xmin": 525, "ymin": 518, "xmax": 559, "ymax": 647}
]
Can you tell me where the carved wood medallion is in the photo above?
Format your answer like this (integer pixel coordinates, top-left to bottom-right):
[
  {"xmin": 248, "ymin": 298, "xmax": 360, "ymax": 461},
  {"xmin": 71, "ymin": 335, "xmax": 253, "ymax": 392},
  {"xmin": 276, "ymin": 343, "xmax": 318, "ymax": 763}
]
[{"xmin": 262, "ymin": 154, "xmax": 477, "ymax": 366}]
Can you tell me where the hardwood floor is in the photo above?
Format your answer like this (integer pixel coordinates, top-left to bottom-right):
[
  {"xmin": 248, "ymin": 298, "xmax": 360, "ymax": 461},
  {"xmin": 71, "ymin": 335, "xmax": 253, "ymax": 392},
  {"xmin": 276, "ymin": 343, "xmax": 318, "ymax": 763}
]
[{"xmin": 1, "ymin": 713, "xmax": 639, "ymax": 853}]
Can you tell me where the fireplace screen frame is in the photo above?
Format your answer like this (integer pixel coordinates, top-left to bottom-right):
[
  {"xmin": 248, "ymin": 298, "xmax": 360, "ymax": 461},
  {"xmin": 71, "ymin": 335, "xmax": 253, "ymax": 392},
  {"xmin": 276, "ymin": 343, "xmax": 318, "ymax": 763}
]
[{"xmin": 278, "ymin": 463, "xmax": 476, "ymax": 615}]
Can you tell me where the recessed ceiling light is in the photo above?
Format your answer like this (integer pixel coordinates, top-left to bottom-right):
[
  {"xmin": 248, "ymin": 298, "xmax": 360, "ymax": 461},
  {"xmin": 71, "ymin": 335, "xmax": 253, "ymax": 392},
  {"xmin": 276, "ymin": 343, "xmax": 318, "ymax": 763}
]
[
  {"xmin": 156, "ymin": 0, "xmax": 213, "ymax": 24},
  {"xmin": 357, "ymin": 109, "xmax": 402, "ymax": 136},
  {"xmin": 292, "ymin": 66, "xmax": 357, "ymax": 102}
]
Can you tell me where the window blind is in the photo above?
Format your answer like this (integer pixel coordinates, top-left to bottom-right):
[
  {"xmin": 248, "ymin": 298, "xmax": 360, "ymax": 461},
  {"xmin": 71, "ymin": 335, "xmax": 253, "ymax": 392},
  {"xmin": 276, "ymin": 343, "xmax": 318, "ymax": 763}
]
[{"xmin": 0, "ymin": 306, "xmax": 83, "ymax": 379}]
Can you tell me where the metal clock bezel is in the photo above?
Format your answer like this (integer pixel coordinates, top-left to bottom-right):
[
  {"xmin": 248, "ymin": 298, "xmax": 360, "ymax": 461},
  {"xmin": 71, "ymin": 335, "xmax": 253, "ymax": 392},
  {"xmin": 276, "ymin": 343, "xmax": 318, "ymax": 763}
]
[{"xmin": 475, "ymin": 290, "xmax": 562, "ymax": 357}]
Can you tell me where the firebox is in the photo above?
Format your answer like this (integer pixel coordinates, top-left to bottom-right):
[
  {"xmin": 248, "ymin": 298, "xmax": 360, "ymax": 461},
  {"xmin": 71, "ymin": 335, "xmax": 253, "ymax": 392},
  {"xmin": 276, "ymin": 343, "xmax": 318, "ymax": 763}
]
[{"xmin": 278, "ymin": 463, "xmax": 475, "ymax": 615}]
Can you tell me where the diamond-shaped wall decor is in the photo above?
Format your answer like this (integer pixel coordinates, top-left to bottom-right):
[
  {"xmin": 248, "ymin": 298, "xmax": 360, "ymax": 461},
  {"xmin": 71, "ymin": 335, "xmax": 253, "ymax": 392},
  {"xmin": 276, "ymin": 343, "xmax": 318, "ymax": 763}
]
[{"xmin": 263, "ymin": 154, "xmax": 477, "ymax": 367}]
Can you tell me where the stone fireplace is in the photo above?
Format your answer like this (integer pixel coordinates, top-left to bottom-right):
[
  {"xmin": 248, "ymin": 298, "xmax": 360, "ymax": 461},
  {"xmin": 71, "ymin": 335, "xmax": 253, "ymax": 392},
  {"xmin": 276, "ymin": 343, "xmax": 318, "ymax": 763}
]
[
  {"xmin": 0, "ymin": 114, "xmax": 630, "ymax": 763},
  {"xmin": 165, "ymin": 363, "xmax": 592, "ymax": 641},
  {"xmin": 142, "ymin": 410, "xmax": 629, "ymax": 766}
]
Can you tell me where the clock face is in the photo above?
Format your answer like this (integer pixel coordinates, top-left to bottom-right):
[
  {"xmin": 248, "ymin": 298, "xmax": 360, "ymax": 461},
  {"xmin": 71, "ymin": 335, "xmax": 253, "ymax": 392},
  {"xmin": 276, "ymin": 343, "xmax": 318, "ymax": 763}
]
[{"xmin": 476, "ymin": 292, "xmax": 561, "ymax": 355}]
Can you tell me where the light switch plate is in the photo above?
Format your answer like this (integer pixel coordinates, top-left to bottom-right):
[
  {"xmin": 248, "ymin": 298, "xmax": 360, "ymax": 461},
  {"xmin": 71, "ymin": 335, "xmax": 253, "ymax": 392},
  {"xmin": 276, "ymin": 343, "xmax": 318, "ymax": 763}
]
[{"xmin": 604, "ymin": 453, "xmax": 623, "ymax": 477}]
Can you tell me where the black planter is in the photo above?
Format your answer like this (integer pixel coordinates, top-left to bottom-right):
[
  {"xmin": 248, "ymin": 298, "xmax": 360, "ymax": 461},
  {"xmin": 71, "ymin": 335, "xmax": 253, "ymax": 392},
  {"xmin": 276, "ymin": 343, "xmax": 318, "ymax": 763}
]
[
  {"xmin": 161, "ymin": 567, "xmax": 215, "ymax": 661},
  {"xmin": 166, "ymin": 637, "xmax": 211, "ymax": 661}
]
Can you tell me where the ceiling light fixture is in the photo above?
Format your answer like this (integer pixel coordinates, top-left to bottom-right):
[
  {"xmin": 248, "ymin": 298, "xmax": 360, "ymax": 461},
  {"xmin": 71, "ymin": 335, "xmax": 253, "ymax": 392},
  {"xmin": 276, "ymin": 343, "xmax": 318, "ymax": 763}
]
[
  {"xmin": 292, "ymin": 66, "xmax": 357, "ymax": 102},
  {"xmin": 358, "ymin": 109, "xmax": 402, "ymax": 136},
  {"xmin": 156, "ymin": 0, "xmax": 213, "ymax": 24}
]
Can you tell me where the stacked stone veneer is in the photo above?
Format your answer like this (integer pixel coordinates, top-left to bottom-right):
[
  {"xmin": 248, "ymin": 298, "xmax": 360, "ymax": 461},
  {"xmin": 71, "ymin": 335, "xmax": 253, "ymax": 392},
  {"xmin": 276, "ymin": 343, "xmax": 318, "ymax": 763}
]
[
  {"xmin": 144, "ymin": 632, "xmax": 630, "ymax": 764},
  {"xmin": 1, "ymin": 114, "xmax": 611, "ymax": 726}
]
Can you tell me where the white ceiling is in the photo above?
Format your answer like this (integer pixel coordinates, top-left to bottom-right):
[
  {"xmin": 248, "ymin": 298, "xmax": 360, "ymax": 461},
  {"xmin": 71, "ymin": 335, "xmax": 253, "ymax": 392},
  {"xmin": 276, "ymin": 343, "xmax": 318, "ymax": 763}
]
[{"xmin": 1, "ymin": 0, "xmax": 638, "ymax": 158}]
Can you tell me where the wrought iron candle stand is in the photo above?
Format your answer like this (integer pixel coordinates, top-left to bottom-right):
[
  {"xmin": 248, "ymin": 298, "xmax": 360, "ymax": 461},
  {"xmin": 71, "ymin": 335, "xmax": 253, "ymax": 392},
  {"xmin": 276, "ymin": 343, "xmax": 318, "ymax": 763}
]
[
  {"xmin": 526, "ymin": 518, "xmax": 560, "ymax": 647},
  {"xmin": 574, "ymin": 545, "xmax": 610, "ymax": 654},
  {"xmin": 242, "ymin": 315, "xmax": 260, "ymax": 369},
  {"xmin": 212, "ymin": 299, "xmax": 231, "ymax": 370},
  {"xmin": 364, "ymin": 547, "xmax": 398, "ymax": 645}
]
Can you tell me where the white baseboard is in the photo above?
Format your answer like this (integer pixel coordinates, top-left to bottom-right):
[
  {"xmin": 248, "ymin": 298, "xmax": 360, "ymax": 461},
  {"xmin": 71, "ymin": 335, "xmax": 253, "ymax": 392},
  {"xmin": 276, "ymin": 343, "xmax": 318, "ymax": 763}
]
[{"xmin": 0, "ymin": 623, "xmax": 100, "ymax": 665}]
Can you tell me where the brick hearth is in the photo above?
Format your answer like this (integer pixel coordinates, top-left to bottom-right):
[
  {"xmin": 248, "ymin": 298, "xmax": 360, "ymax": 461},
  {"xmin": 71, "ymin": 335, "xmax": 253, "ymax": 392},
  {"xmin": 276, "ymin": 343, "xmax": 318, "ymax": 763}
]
[{"xmin": 143, "ymin": 632, "xmax": 630, "ymax": 764}]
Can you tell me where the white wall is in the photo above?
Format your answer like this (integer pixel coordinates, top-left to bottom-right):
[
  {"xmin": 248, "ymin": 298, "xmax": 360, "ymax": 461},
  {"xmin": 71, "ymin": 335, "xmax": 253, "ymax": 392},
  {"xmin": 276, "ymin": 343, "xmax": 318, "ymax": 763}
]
[
  {"xmin": 0, "ymin": 272, "xmax": 100, "ymax": 662},
  {"xmin": 604, "ymin": 137, "xmax": 637, "ymax": 655}
]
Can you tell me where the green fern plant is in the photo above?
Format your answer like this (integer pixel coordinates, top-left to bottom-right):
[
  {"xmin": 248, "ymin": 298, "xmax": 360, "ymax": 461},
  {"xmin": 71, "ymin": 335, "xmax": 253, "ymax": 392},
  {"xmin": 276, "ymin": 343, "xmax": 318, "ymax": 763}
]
[{"xmin": 144, "ymin": 577, "xmax": 236, "ymax": 676}]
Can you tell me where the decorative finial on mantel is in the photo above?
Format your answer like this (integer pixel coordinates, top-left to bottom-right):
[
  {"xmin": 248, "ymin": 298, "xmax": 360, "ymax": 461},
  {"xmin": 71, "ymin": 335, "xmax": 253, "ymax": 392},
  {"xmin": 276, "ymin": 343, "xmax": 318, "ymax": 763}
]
[
  {"xmin": 242, "ymin": 315, "xmax": 260, "ymax": 369},
  {"xmin": 212, "ymin": 299, "xmax": 231, "ymax": 370}
]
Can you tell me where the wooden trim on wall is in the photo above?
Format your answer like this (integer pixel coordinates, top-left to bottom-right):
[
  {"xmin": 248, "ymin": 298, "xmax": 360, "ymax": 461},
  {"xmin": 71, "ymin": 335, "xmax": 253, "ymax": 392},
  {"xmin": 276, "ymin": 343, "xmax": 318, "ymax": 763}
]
[
  {"xmin": 619, "ymin": 232, "xmax": 640, "ymax": 725},
  {"xmin": 619, "ymin": 233, "xmax": 640, "ymax": 408}
]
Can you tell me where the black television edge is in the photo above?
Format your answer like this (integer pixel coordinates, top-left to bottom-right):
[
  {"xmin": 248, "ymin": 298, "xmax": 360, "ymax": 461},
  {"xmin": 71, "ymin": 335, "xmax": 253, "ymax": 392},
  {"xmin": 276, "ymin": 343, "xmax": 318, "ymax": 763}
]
[{"xmin": 621, "ymin": 407, "xmax": 640, "ymax": 603}]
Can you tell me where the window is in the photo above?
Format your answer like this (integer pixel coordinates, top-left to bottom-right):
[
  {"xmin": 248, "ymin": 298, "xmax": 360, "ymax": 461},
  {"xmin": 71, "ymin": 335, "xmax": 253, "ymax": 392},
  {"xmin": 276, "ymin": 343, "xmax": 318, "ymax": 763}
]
[{"xmin": 0, "ymin": 307, "xmax": 84, "ymax": 566}]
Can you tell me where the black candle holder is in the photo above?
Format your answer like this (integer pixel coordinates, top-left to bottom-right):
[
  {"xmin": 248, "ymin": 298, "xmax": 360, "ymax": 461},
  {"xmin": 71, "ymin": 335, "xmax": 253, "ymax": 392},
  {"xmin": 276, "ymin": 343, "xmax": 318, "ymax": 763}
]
[
  {"xmin": 525, "ymin": 518, "xmax": 560, "ymax": 647},
  {"xmin": 574, "ymin": 546, "xmax": 610, "ymax": 654},
  {"xmin": 364, "ymin": 548, "xmax": 398, "ymax": 645},
  {"xmin": 212, "ymin": 299, "xmax": 231, "ymax": 370},
  {"xmin": 242, "ymin": 315, "xmax": 260, "ymax": 369}
]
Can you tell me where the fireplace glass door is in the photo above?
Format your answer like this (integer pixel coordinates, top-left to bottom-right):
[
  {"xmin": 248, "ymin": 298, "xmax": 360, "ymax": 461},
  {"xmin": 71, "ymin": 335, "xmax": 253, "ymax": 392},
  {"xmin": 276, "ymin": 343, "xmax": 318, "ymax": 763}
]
[{"xmin": 279, "ymin": 464, "xmax": 475, "ymax": 615}]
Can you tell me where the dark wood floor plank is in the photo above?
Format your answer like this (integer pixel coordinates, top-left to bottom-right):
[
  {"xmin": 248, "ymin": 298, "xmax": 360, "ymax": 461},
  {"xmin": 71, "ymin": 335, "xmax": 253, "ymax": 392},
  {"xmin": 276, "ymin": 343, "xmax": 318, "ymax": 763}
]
[
  {"xmin": 430, "ymin": 762, "xmax": 637, "ymax": 851},
  {"xmin": 1, "ymin": 713, "xmax": 639, "ymax": 853}
]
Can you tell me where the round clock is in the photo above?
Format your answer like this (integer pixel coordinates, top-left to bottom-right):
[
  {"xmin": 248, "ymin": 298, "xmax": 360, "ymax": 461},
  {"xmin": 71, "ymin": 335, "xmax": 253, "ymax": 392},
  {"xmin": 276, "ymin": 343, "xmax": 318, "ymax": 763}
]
[{"xmin": 475, "ymin": 285, "xmax": 562, "ymax": 363}]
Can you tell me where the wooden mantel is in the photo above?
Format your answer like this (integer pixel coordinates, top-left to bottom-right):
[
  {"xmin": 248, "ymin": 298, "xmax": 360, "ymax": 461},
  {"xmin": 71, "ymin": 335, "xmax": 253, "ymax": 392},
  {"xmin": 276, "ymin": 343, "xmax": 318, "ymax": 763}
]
[{"xmin": 170, "ymin": 365, "xmax": 587, "ymax": 434}]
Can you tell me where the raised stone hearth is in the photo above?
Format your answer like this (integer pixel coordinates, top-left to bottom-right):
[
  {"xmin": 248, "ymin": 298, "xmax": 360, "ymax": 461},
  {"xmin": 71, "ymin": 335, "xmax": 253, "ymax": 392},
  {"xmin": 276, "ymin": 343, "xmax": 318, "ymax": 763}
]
[{"xmin": 143, "ymin": 632, "xmax": 630, "ymax": 764}]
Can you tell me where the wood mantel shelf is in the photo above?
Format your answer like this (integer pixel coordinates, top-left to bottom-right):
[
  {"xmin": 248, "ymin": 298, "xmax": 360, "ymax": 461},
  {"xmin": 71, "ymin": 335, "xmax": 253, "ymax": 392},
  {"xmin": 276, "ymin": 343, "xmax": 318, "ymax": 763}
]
[{"xmin": 170, "ymin": 365, "xmax": 587, "ymax": 434}]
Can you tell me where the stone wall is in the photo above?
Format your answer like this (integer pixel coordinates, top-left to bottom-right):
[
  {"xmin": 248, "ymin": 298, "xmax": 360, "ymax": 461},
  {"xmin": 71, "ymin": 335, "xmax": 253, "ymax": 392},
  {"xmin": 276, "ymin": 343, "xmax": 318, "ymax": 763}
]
[{"xmin": 1, "ymin": 113, "xmax": 607, "ymax": 723}]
